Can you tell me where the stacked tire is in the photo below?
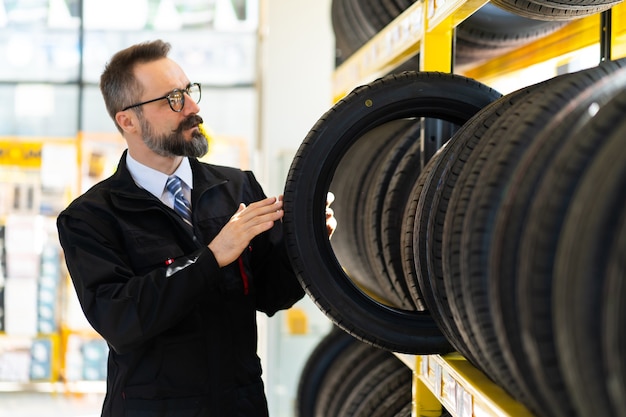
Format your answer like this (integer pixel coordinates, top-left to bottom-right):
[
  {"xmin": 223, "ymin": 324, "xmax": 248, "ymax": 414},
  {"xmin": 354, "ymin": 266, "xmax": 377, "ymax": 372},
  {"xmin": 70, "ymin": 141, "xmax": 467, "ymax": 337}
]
[
  {"xmin": 285, "ymin": 59, "xmax": 626, "ymax": 416},
  {"xmin": 284, "ymin": 71, "xmax": 503, "ymax": 355},
  {"xmin": 418, "ymin": 59, "xmax": 626, "ymax": 416},
  {"xmin": 296, "ymin": 327, "xmax": 414, "ymax": 417},
  {"xmin": 330, "ymin": 0, "xmax": 620, "ymax": 69}
]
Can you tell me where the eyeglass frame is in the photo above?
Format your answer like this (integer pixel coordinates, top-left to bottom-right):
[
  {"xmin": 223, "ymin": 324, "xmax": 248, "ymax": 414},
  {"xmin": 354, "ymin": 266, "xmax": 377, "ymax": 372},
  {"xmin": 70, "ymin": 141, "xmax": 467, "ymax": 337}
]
[{"xmin": 122, "ymin": 83, "xmax": 201, "ymax": 112}]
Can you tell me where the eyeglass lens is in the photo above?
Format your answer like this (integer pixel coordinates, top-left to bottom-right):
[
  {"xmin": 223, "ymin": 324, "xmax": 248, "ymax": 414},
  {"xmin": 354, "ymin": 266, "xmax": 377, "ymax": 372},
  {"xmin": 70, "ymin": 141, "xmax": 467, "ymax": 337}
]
[{"xmin": 169, "ymin": 84, "xmax": 201, "ymax": 112}]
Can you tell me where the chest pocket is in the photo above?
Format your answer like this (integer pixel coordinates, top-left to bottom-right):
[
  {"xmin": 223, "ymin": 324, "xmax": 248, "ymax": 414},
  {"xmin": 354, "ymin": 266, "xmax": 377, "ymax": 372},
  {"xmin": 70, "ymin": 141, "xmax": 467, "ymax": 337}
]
[
  {"xmin": 125, "ymin": 228, "xmax": 186, "ymax": 274},
  {"xmin": 195, "ymin": 214, "xmax": 231, "ymax": 246}
]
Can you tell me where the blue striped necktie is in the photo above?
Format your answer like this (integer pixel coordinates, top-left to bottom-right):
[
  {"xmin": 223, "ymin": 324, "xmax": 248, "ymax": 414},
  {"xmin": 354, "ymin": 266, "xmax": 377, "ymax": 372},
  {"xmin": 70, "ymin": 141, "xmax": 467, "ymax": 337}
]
[{"xmin": 166, "ymin": 176, "xmax": 192, "ymax": 225}]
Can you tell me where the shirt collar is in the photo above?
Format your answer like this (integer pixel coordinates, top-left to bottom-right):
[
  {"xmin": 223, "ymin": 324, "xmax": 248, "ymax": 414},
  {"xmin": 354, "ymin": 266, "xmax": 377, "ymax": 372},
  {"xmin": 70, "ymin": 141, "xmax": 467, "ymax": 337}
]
[{"xmin": 126, "ymin": 153, "xmax": 193, "ymax": 199}]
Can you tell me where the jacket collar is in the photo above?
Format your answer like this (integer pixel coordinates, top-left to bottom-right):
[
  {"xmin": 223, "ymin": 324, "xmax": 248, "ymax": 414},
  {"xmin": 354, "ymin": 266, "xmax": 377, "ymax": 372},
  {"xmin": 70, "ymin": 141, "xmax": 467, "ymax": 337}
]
[{"xmin": 110, "ymin": 150, "xmax": 229, "ymax": 201}]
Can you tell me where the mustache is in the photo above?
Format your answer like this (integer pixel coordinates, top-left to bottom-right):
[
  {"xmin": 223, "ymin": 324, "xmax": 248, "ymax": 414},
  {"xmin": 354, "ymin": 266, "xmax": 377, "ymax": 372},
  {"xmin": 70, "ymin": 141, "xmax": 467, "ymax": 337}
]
[{"xmin": 175, "ymin": 114, "xmax": 204, "ymax": 133}]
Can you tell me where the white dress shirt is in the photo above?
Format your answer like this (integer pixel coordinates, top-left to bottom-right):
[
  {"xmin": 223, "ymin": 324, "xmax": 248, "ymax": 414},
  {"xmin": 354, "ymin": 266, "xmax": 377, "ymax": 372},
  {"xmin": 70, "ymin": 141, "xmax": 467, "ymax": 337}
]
[{"xmin": 125, "ymin": 152, "xmax": 193, "ymax": 210}]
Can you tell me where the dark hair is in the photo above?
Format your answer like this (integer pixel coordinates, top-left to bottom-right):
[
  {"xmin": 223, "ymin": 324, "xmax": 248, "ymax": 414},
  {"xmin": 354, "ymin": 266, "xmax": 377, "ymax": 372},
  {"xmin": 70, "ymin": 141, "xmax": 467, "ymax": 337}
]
[{"xmin": 100, "ymin": 40, "xmax": 171, "ymax": 133}]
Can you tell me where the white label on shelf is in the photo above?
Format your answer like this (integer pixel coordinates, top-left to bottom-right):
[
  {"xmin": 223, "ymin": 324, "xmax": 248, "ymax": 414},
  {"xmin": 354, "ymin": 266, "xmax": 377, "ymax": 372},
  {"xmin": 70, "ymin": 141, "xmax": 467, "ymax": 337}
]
[
  {"xmin": 427, "ymin": 0, "xmax": 435, "ymax": 19},
  {"xmin": 441, "ymin": 369, "xmax": 457, "ymax": 411},
  {"xmin": 428, "ymin": 358, "xmax": 438, "ymax": 386},
  {"xmin": 421, "ymin": 356, "xmax": 429, "ymax": 377},
  {"xmin": 433, "ymin": 362, "xmax": 442, "ymax": 398},
  {"xmin": 459, "ymin": 386, "xmax": 472, "ymax": 417},
  {"xmin": 410, "ymin": 6, "xmax": 423, "ymax": 29}
]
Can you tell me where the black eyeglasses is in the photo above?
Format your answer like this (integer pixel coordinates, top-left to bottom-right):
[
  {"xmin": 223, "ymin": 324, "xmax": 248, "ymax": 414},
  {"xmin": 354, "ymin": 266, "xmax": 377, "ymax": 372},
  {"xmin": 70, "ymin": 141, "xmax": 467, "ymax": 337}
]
[{"xmin": 122, "ymin": 83, "xmax": 201, "ymax": 112}]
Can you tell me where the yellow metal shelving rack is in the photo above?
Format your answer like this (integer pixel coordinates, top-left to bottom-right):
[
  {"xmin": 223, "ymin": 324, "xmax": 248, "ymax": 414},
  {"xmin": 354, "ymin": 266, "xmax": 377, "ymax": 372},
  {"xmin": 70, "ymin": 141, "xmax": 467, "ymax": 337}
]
[
  {"xmin": 332, "ymin": 0, "xmax": 626, "ymax": 101},
  {"xmin": 396, "ymin": 353, "xmax": 535, "ymax": 416},
  {"xmin": 331, "ymin": 1, "xmax": 626, "ymax": 416}
]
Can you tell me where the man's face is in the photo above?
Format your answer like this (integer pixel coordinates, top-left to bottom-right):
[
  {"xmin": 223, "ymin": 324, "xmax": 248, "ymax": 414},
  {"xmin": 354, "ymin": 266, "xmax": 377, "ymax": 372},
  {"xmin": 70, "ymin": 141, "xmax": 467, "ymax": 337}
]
[
  {"xmin": 131, "ymin": 58, "xmax": 208, "ymax": 158},
  {"xmin": 140, "ymin": 112, "xmax": 208, "ymax": 158}
]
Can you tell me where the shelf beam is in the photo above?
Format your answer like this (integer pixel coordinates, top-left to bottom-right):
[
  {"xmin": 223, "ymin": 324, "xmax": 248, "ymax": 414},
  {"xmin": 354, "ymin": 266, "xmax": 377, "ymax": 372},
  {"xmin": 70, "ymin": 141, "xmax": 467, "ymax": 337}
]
[
  {"xmin": 416, "ymin": 354, "xmax": 535, "ymax": 417},
  {"xmin": 422, "ymin": 0, "xmax": 490, "ymax": 72},
  {"xmin": 332, "ymin": 1, "xmax": 424, "ymax": 102},
  {"xmin": 396, "ymin": 353, "xmax": 537, "ymax": 416},
  {"xmin": 332, "ymin": 0, "xmax": 488, "ymax": 101},
  {"xmin": 332, "ymin": 1, "xmax": 626, "ymax": 100},
  {"xmin": 461, "ymin": 1, "xmax": 626, "ymax": 82}
]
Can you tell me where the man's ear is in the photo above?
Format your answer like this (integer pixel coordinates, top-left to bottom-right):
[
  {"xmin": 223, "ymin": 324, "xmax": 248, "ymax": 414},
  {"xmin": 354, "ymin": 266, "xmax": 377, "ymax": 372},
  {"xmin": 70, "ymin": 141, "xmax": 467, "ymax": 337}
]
[{"xmin": 116, "ymin": 111, "xmax": 138, "ymax": 134}]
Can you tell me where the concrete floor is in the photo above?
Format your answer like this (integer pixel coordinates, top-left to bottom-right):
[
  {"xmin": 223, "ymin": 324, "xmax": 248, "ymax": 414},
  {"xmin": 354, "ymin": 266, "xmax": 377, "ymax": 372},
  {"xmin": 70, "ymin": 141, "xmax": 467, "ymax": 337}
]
[{"xmin": 0, "ymin": 392, "xmax": 105, "ymax": 417}]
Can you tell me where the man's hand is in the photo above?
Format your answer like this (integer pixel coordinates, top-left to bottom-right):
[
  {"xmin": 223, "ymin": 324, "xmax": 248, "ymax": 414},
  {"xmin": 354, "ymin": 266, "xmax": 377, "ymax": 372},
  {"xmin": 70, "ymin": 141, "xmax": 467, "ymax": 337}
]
[
  {"xmin": 208, "ymin": 196, "xmax": 283, "ymax": 267},
  {"xmin": 326, "ymin": 192, "xmax": 337, "ymax": 239}
]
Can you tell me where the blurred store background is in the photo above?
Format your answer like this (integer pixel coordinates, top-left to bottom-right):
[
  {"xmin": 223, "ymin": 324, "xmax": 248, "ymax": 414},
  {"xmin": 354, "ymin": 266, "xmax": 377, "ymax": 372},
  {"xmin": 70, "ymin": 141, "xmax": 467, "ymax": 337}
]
[{"xmin": 0, "ymin": 0, "xmax": 335, "ymax": 416}]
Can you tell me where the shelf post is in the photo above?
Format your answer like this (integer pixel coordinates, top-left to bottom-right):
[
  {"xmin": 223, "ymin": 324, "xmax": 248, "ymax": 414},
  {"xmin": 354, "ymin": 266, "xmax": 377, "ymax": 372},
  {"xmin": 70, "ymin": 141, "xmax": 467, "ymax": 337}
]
[
  {"xmin": 601, "ymin": 9, "xmax": 612, "ymax": 61},
  {"xmin": 414, "ymin": 356, "xmax": 443, "ymax": 416},
  {"xmin": 420, "ymin": 11, "xmax": 454, "ymax": 72},
  {"xmin": 612, "ymin": 2, "xmax": 626, "ymax": 59}
]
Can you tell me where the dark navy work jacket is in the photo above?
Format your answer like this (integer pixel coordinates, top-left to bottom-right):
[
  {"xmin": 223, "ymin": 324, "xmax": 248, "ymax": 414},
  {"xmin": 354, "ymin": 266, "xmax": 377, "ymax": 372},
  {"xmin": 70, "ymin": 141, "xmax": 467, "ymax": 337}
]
[{"xmin": 57, "ymin": 151, "xmax": 304, "ymax": 417}]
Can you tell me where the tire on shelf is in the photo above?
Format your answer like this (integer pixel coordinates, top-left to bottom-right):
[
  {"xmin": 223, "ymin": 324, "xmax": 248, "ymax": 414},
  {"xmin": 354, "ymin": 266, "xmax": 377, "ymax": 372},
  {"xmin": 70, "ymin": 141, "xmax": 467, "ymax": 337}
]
[
  {"xmin": 283, "ymin": 71, "xmax": 501, "ymax": 354},
  {"xmin": 455, "ymin": 3, "xmax": 567, "ymax": 68},
  {"xmin": 324, "ymin": 119, "xmax": 418, "ymax": 307},
  {"xmin": 364, "ymin": 372, "xmax": 413, "ymax": 417},
  {"xmin": 404, "ymin": 144, "xmax": 464, "ymax": 347},
  {"xmin": 408, "ymin": 83, "xmax": 543, "ymax": 374},
  {"xmin": 488, "ymin": 59, "xmax": 626, "ymax": 417},
  {"xmin": 363, "ymin": 121, "xmax": 424, "ymax": 310},
  {"xmin": 381, "ymin": 132, "xmax": 425, "ymax": 311},
  {"xmin": 551, "ymin": 90, "xmax": 626, "ymax": 417},
  {"xmin": 332, "ymin": 0, "xmax": 580, "ymax": 70},
  {"xmin": 491, "ymin": 0, "xmax": 618, "ymax": 20},
  {"xmin": 335, "ymin": 352, "xmax": 411, "ymax": 417},
  {"xmin": 295, "ymin": 326, "xmax": 357, "ymax": 417},
  {"xmin": 331, "ymin": 0, "xmax": 364, "ymax": 65},
  {"xmin": 603, "ymin": 184, "xmax": 626, "ymax": 417},
  {"xmin": 440, "ymin": 81, "xmax": 549, "ymax": 394},
  {"xmin": 443, "ymin": 59, "xmax": 626, "ymax": 414},
  {"xmin": 315, "ymin": 338, "xmax": 392, "ymax": 416}
]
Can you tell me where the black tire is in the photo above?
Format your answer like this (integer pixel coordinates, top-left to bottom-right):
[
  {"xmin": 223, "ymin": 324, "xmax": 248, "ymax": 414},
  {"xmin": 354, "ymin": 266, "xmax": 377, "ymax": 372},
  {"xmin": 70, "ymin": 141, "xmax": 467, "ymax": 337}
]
[
  {"xmin": 492, "ymin": 60, "xmax": 626, "ymax": 417},
  {"xmin": 393, "ymin": 0, "xmax": 417, "ymax": 11},
  {"xmin": 380, "ymin": 118, "xmax": 458, "ymax": 312},
  {"xmin": 330, "ymin": 119, "xmax": 417, "ymax": 306},
  {"xmin": 527, "ymin": 0, "xmax": 620, "ymax": 9},
  {"xmin": 407, "ymin": 145, "xmax": 463, "ymax": 344},
  {"xmin": 410, "ymin": 84, "xmax": 542, "ymax": 371},
  {"xmin": 399, "ymin": 141, "xmax": 437, "ymax": 315},
  {"xmin": 440, "ymin": 81, "xmax": 544, "ymax": 386},
  {"xmin": 343, "ymin": 0, "xmax": 378, "ymax": 43},
  {"xmin": 381, "ymin": 132, "xmax": 425, "ymax": 311},
  {"xmin": 457, "ymin": 3, "xmax": 567, "ymax": 48},
  {"xmin": 367, "ymin": 376, "xmax": 412, "ymax": 417},
  {"xmin": 284, "ymin": 71, "xmax": 501, "ymax": 354},
  {"xmin": 491, "ymin": 0, "xmax": 616, "ymax": 20},
  {"xmin": 450, "ymin": 60, "xmax": 626, "ymax": 413},
  {"xmin": 352, "ymin": 0, "xmax": 394, "ymax": 34},
  {"xmin": 455, "ymin": 3, "xmax": 566, "ymax": 67},
  {"xmin": 394, "ymin": 403, "xmax": 413, "ymax": 417},
  {"xmin": 314, "ymin": 336, "xmax": 387, "ymax": 417},
  {"xmin": 331, "ymin": 0, "xmax": 366, "ymax": 64},
  {"xmin": 295, "ymin": 326, "xmax": 357, "ymax": 417},
  {"xmin": 337, "ymin": 354, "xmax": 411, "ymax": 417},
  {"xmin": 364, "ymin": 121, "xmax": 423, "ymax": 309},
  {"xmin": 552, "ymin": 91, "xmax": 626, "ymax": 417},
  {"xmin": 603, "ymin": 198, "xmax": 626, "ymax": 417}
]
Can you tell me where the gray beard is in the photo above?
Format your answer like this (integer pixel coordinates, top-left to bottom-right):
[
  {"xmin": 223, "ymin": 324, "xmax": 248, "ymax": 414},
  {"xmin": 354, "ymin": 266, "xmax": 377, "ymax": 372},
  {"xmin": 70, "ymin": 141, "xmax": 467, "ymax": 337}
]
[{"xmin": 141, "ymin": 116, "xmax": 209, "ymax": 158}]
